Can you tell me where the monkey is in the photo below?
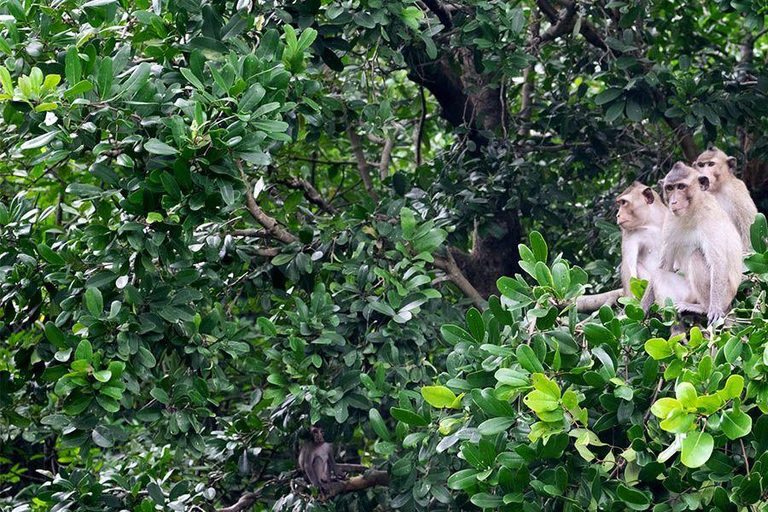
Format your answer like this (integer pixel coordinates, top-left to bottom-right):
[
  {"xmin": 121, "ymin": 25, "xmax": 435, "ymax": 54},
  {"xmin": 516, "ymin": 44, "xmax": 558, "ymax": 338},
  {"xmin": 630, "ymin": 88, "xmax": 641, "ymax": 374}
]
[
  {"xmin": 297, "ymin": 425, "xmax": 338, "ymax": 493},
  {"xmin": 641, "ymin": 162, "xmax": 742, "ymax": 325},
  {"xmin": 693, "ymin": 146, "xmax": 757, "ymax": 251},
  {"xmin": 577, "ymin": 182, "xmax": 667, "ymax": 312}
]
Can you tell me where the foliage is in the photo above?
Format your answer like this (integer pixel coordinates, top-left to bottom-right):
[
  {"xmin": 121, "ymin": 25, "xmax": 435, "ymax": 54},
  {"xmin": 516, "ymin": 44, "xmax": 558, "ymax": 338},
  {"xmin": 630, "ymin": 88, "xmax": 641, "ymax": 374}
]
[{"xmin": 0, "ymin": 0, "xmax": 767, "ymax": 511}]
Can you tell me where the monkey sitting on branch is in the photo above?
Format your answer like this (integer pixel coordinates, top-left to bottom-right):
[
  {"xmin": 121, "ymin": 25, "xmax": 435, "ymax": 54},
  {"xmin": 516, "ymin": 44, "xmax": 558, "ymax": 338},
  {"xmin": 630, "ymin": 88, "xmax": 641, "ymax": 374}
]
[
  {"xmin": 297, "ymin": 425, "xmax": 340, "ymax": 494},
  {"xmin": 577, "ymin": 182, "xmax": 667, "ymax": 313},
  {"xmin": 641, "ymin": 162, "xmax": 742, "ymax": 325},
  {"xmin": 693, "ymin": 146, "xmax": 757, "ymax": 252}
]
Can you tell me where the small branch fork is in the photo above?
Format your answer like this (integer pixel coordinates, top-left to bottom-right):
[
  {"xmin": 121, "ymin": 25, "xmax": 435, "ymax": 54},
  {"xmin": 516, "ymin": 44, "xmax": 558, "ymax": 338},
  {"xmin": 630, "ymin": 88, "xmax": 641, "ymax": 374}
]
[
  {"xmin": 433, "ymin": 250, "xmax": 485, "ymax": 308},
  {"xmin": 236, "ymin": 160, "xmax": 299, "ymax": 245}
]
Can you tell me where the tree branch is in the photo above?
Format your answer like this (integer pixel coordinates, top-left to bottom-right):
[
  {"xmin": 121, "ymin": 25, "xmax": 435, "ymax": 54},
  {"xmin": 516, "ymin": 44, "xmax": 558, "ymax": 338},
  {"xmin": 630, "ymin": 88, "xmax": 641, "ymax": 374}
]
[
  {"xmin": 663, "ymin": 117, "xmax": 699, "ymax": 162},
  {"xmin": 420, "ymin": 0, "xmax": 452, "ymax": 29},
  {"xmin": 346, "ymin": 127, "xmax": 379, "ymax": 200},
  {"xmin": 284, "ymin": 155, "xmax": 361, "ymax": 166},
  {"xmin": 323, "ymin": 470, "xmax": 390, "ymax": 500},
  {"xmin": 237, "ymin": 161, "xmax": 299, "ymax": 244},
  {"xmin": 277, "ymin": 176, "xmax": 337, "ymax": 214},
  {"xmin": 416, "ymin": 85, "xmax": 426, "ymax": 166},
  {"xmin": 535, "ymin": 0, "xmax": 608, "ymax": 52},
  {"xmin": 433, "ymin": 251, "xmax": 485, "ymax": 308},
  {"xmin": 378, "ymin": 138, "xmax": 395, "ymax": 180}
]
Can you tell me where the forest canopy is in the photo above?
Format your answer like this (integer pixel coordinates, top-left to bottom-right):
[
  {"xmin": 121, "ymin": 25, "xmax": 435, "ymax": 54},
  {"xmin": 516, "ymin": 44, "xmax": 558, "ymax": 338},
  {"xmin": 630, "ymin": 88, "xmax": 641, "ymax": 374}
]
[{"xmin": 2, "ymin": 0, "xmax": 768, "ymax": 510}]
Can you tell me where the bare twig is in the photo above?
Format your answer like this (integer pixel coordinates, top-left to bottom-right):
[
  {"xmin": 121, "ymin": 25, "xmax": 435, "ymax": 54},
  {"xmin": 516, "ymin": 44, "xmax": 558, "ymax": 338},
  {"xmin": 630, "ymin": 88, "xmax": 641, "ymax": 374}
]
[
  {"xmin": 416, "ymin": 86, "xmax": 427, "ymax": 166},
  {"xmin": 663, "ymin": 117, "xmax": 699, "ymax": 162},
  {"xmin": 346, "ymin": 127, "xmax": 379, "ymax": 200},
  {"xmin": 433, "ymin": 251, "xmax": 485, "ymax": 308},
  {"xmin": 284, "ymin": 156, "xmax": 361, "ymax": 166},
  {"xmin": 237, "ymin": 161, "xmax": 299, "ymax": 244},
  {"xmin": 378, "ymin": 138, "xmax": 395, "ymax": 180}
]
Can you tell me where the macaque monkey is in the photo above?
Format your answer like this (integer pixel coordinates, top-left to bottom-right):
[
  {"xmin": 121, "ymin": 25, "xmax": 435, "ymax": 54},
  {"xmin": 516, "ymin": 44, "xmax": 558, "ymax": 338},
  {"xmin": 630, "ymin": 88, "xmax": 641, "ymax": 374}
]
[
  {"xmin": 641, "ymin": 162, "xmax": 742, "ymax": 325},
  {"xmin": 298, "ymin": 425, "xmax": 338, "ymax": 492},
  {"xmin": 577, "ymin": 182, "xmax": 667, "ymax": 312},
  {"xmin": 693, "ymin": 146, "xmax": 757, "ymax": 251}
]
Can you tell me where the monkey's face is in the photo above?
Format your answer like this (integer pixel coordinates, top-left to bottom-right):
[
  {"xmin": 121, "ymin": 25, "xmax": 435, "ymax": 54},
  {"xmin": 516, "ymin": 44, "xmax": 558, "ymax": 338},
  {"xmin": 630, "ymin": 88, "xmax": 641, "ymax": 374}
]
[
  {"xmin": 310, "ymin": 426, "xmax": 325, "ymax": 444},
  {"xmin": 663, "ymin": 163, "xmax": 708, "ymax": 216},
  {"xmin": 616, "ymin": 185, "xmax": 655, "ymax": 230},
  {"xmin": 693, "ymin": 147, "xmax": 735, "ymax": 193}
]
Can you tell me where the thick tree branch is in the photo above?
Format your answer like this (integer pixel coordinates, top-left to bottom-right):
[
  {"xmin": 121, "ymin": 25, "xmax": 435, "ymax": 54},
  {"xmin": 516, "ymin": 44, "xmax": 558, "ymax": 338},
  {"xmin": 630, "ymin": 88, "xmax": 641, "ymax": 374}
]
[
  {"xmin": 663, "ymin": 118, "xmax": 699, "ymax": 162},
  {"xmin": 537, "ymin": 1, "xmax": 576, "ymax": 43},
  {"xmin": 346, "ymin": 127, "xmax": 379, "ymax": 200},
  {"xmin": 433, "ymin": 252, "xmax": 485, "ymax": 308},
  {"xmin": 323, "ymin": 470, "xmax": 390, "ymax": 500},
  {"xmin": 535, "ymin": 0, "xmax": 608, "ymax": 52},
  {"xmin": 237, "ymin": 161, "xmax": 299, "ymax": 244}
]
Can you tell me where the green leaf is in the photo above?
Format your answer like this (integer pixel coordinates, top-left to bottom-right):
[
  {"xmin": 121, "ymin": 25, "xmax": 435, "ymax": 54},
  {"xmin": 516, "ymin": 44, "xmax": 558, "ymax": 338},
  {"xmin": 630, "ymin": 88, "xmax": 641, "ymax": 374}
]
[
  {"xmin": 617, "ymin": 484, "xmax": 650, "ymax": 510},
  {"xmin": 64, "ymin": 79, "xmax": 93, "ymax": 99},
  {"xmin": 44, "ymin": 322, "xmax": 67, "ymax": 349},
  {"xmin": 441, "ymin": 324, "xmax": 474, "ymax": 345},
  {"xmin": 447, "ymin": 469, "xmax": 478, "ymax": 490},
  {"xmin": 20, "ymin": 131, "xmax": 58, "ymax": 150},
  {"xmin": 150, "ymin": 387, "xmax": 170, "ymax": 404},
  {"xmin": 93, "ymin": 369, "xmax": 112, "ymax": 382},
  {"xmin": 477, "ymin": 417, "xmax": 515, "ymax": 436},
  {"xmin": 584, "ymin": 324, "xmax": 615, "ymax": 346},
  {"xmin": 85, "ymin": 287, "xmax": 103, "ymax": 317},
  {"xmin": 0, "ymin": 65, "xmax": 13, "ymax": 96},
  {"xmin": 75, "ymin": 339, "xmax": 93, "ymax": 362},
  {"xmin": 369, "ymin": 409, "xmax": 391, "ymax": 441},
  {"xmin": 523, "ymin": 390, "xmax": 559, "ymax": 413},
  {"xmin": 65, "ymin": 47, "xmax": 81, "ymax": 86},
  {"xmin": 37, "ymin": 243, "xmax": 65, "ymax": 266},
  {"xmin": 63, "ymin": 393, "xmax": 92, "ymax": 415},
  {"xmin": 529, "ymin": 231, "xmax": 547, "ymax": 262},
  {"xmin": 750, "ymin": 213, "xmax": 767, "ymax": 253},
  {"xmin": 532, "ymin": 373, "xmax": 560, "ymax": 399},
  {"xmin": 650, "ymin": 397, "xmax": 682, "ymax": 418},
  {"xmin": 676, "ymin": 382, "xmax": 698, "ymax": 409},
  {"xmin": 595, "ymin": 88, "xmax": 623, "ymax": 105},
  {"xmin": 145, "ymin": 138, "xmax": 179, "ymax": 155},
  {"xmin": 160, "ymin": 172, "xmax": 182, "ymax": 200},
  {"xmin": 494, "ymin": 368, "xmax": 529, "ymax": 388},
  {"xmin": 516, "ymin": 344, "xmax": 544, "ymax": 373},
  {"xmin": 721, "ymin": 408, "xmax": 752, "ymax": 440},
  {"xmin": 421, "ymin": 386, "xmax": 458, "ymax": 408},
  {"xmin": 680, "ymin": 431, "xmax": 714, "ymax": 468},
  {"xmin": 644, "ymin": 338, "xmax": 672, "ymax": 359},
  {"xmin": 721, "ymin": 374, "xmax": 744, "ymax": 400},
  {"xmin": 390, "ymin": 407, "xmax": 429, "ymax": 427}
]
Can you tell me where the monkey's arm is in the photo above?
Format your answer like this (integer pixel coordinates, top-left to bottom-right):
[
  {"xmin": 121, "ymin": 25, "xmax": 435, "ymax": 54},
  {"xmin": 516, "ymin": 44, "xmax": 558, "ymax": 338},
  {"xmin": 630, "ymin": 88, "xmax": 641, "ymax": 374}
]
[
  {"xmin": 326, "ymin": 443, "xmax": 339, "ymax": 478},
  {"xmin": 621, "ymin": 238, "xmax": 640, "ymax": 293},
  {"xmin": 704, "ymin": 243, "xmax": 729, "ymax": 324}
]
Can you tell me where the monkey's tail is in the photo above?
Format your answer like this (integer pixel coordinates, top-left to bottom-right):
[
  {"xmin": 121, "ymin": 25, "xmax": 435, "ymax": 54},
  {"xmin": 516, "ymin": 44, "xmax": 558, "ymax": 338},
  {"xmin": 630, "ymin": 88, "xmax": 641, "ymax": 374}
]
[{"xmin": 576, "ymin": 289, "xmax": 623, "ymax": 313}]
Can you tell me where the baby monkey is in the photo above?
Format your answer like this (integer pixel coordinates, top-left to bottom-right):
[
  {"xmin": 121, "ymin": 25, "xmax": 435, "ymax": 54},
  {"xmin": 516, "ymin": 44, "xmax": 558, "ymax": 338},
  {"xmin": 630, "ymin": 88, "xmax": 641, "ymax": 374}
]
[
  {"xmin": 297, "ymin": 425, "xmax": 339, "ymax": 493},
  {"xmin": 693, "ymin": 146, "xmax": 757, "ymax": 251},
  {"xmin": 641, "ymin": 162, "xmax": 742, "ymax": 325}
]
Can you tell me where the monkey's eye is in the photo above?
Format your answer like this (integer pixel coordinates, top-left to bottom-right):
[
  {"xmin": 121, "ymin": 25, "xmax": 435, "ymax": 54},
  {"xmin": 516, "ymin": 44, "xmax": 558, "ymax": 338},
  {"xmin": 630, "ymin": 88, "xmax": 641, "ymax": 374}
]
[
  {"xmin": 665, "ymin": 185, "xmax": 673, "ymax": 191},
  {"xmin": 708, "ymin": 162, "xmax": 715, "ymax": 167},
  {"xmin": 678, "ymin": 184, "xmax": 686, "ymax": 190},
  {"xmin": 697, "ymin": 162, "xmax": 704, "ymax": 167},
  {"xmin": 618, "ymin": 199, "xmax": 626, "ymax": 206}
]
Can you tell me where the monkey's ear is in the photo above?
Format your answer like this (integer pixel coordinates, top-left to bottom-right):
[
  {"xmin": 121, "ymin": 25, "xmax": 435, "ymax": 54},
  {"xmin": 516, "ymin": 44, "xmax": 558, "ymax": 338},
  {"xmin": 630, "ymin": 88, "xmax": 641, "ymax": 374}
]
[
  {"xmin": 726, "ymin": 156, "xmax": 737, "ymax": 172},
  {"xmin": 698, "ymin": 176, "xmax": 710, "ymax": 191},
  {"xmin": 642, "ymin": 187, "xmax": 654, "ymax": 204}
]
